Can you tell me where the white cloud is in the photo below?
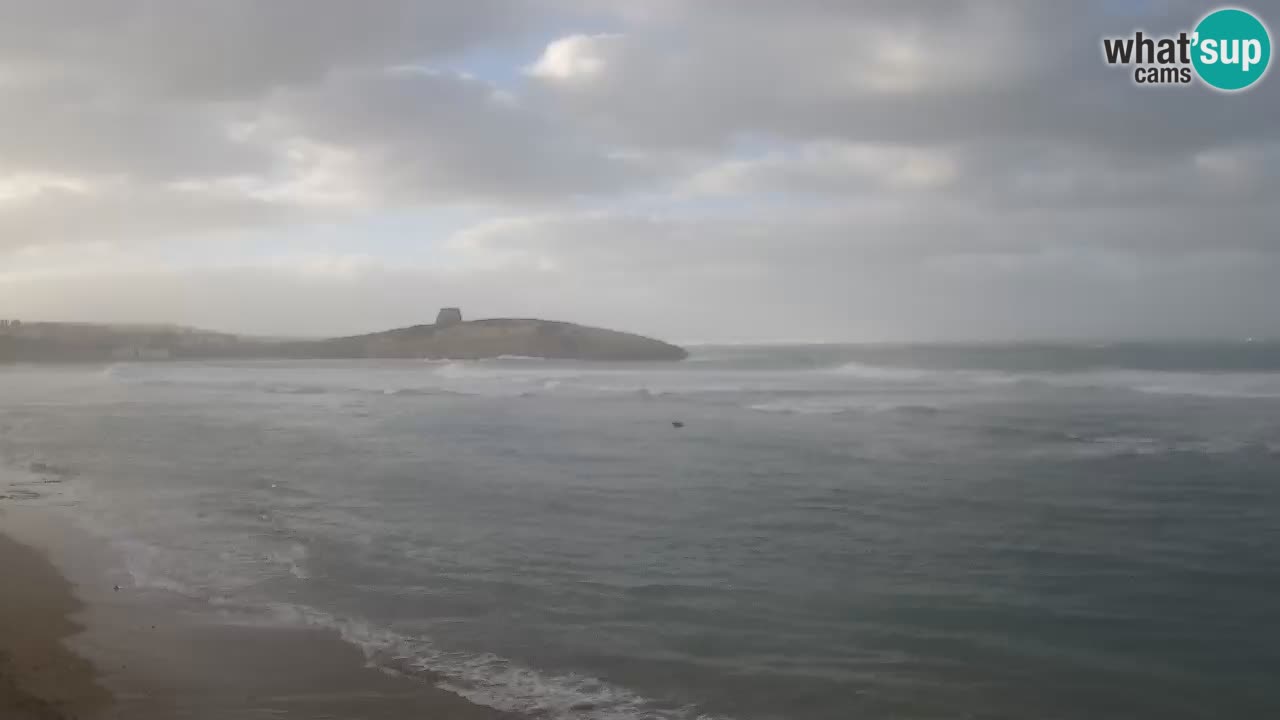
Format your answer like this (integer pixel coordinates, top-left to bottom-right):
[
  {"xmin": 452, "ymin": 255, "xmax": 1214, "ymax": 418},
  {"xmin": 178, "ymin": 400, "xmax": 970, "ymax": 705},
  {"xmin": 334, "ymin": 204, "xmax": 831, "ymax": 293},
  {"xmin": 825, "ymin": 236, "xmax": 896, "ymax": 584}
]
[
  {"xmin": 684, "ymin": 142, "xmax": 959, "ymax": 196},
  {"xmin": 0, "ymin": 178, "xmax": 290, "ymax": 251},
  {"xmin": 526, "ymin": 34, "xmax": 622, "ymax": 82},
  {"xmin": 256, "ymin": 68, "xmax": 648, "ymax": 207},
  {"xmin": 0, "ymin": 173, "xmax": 91, "ymax": 204}
]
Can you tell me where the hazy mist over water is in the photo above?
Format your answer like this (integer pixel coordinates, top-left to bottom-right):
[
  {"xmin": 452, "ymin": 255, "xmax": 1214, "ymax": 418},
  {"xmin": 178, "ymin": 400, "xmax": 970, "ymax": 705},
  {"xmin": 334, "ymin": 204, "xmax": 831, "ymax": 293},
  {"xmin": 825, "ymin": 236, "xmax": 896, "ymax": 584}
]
[{"xmin": 3, "ymin": 344, "xmax": 1278, "ymax": 719}]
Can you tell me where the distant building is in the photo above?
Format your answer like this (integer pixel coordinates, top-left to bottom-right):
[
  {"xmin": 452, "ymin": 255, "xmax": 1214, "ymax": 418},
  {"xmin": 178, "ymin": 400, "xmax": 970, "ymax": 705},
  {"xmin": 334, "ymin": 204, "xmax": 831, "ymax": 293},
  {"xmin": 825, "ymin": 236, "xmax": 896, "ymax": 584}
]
[{"xmin": 436, "ymin": 307, "xmax": 463, "ymax": 326}]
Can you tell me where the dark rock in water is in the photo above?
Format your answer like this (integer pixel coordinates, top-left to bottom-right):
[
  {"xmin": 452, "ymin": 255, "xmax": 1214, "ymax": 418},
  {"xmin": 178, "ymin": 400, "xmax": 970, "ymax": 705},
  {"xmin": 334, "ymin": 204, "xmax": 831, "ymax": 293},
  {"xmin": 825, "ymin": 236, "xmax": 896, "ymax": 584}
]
[
  {"xmin": 672, "ymin": 421, "xmax": 685, "ymax": 428},
  {"xmin": 2, "ymin": 489, "xmax": 40, "ymax": 500},
  {"xmin": 28, "ymin": 461, "xmax": 73, "ymax": 477}
]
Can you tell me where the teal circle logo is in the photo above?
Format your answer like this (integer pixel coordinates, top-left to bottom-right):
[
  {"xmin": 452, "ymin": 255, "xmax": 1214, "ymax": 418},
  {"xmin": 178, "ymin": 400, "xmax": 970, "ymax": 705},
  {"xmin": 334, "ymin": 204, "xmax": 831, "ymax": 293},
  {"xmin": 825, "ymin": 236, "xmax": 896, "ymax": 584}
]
[{"xmin": 1192, "ymin": 8, "xmax": 1271, "ymax": 91}]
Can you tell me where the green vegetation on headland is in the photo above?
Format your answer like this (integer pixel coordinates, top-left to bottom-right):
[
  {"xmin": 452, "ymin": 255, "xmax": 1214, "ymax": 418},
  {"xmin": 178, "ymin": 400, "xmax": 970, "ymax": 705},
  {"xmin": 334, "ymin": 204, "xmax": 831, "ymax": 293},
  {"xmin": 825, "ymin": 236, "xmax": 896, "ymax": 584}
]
[{"xmin": 0, "ymin": 309, "xmax": 688, "ymax": 363}]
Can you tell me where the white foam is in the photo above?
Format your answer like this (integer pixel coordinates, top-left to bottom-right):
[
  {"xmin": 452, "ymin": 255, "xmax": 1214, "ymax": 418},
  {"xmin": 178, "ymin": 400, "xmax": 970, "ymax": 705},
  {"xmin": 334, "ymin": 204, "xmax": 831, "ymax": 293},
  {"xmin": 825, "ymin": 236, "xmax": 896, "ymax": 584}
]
[
  {"xmin": 101, "ymin": 355, "xmax": 1280, "ymax": 405},
  {"xmin": 748, "ymin": 398, "xmax": 943, "ymax": 416},
  {"xmin": 266, "ymin": 541, "xmax": 311, "ymax": 580},
  {"xmin": 267, "ymin": 604, "xmax": 731, "ymax": 720},
  {"xmin": 1056, "ymin": 434, "xmax": 1260, "ymax": 459},
  {"xmin": 748, "ymin": 400, "xmax": 851, "ymax": 415},
  {"xmin": 486, "ymin": 355, "xmax": 551, "ymax": 362},
  {"xmin": 822, "ymin": 363, "xmax": 1280, "ymax": 400},
  {"xmin": 115, "ymin": 538, "xmax": 211, "ymax": 597},
  {"xmin": 825, "ymin": 362, "xmax": 944, "ymax": 382},
  {"xmin": 1119, "ymin": 372, "xmax": 1280, "ymax": 399}
]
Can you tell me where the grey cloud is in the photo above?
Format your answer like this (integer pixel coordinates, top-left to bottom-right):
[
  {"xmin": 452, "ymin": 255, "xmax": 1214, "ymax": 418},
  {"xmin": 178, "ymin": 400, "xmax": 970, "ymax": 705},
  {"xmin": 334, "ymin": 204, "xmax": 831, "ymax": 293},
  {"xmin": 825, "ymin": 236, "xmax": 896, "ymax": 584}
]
[
  {"xmin": 447, "ymin": 197, "xmax": 1280, "ymax": 289},
  {"xmin": 263, "ymin": 69, "xmax": 649, "ymax": 205},
  {"xmin": 438, "ymin": 203, "xmax": 1280, "ymax": 340},
  {"xmin": 0, "ymin": 80, "xmax": 267, "ymax": 181},
  {"xmin": 1, "ymin": 0, "xmax": 1278, "ymax": 342},
  {"xmin": 533, "ymin": 1, "xmax": 1280, "ymax": 157},
  {"xmin": 0, "ymin": 1, "xmax": 644, "ymax": 248},
  {"xmin": 0, "ymin": 181, "xmax": 291, "ymax": 251},
  {"xmin": 0, "ymin": 0, "xmax": 530, "ymax": 98}
]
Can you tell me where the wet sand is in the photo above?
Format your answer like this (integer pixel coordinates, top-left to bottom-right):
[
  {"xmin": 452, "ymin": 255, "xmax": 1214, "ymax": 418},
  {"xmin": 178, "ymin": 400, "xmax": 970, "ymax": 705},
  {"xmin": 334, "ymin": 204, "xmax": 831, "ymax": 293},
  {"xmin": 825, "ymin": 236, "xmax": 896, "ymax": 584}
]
[
  {"xmin": 2, "ymin": 508, "xmax": 515, "ymax": 720},
  {"xmin": 85, "ymin": 619, "xmax": 518, "ymax": 719},
  {"xmin": 0, "ymin": 532, "xmax": 109, "ymax": 719}
]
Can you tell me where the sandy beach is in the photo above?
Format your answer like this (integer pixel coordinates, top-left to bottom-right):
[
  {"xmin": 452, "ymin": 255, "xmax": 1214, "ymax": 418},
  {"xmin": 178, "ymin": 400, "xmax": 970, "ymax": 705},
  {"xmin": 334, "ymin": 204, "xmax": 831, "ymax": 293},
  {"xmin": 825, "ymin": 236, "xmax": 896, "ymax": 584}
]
[
  {"xmin": 0, "ymin": 531, "xmax": 108, "ymax": 720},
  {"xmin": 1, "ymin": 508, "xmax": 514, "ymax": 720}
]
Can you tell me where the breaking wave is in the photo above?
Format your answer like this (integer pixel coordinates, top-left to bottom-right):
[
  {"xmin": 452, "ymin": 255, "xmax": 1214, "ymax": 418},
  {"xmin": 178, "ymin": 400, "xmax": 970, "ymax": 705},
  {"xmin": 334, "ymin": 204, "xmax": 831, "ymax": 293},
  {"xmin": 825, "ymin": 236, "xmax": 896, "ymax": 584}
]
[
  {"xmin": 748, "ymin": 398, "xmax": 944, "ymax": 416},
  {"xmin": 268, "ymin": 604, "xmax": 730, "ymax": 720},
  {"xmin": 821, "ymin": 363, "xmax": 1280, "ymax": 399}
]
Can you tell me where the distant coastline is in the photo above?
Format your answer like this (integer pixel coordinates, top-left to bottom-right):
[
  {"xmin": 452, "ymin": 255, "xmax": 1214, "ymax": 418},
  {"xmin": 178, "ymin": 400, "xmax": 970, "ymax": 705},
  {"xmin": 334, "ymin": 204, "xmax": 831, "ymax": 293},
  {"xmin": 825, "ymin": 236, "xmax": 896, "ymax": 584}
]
[{"xmin": 0, "ymin": 309, "xmax": 688, "ymax": 363}]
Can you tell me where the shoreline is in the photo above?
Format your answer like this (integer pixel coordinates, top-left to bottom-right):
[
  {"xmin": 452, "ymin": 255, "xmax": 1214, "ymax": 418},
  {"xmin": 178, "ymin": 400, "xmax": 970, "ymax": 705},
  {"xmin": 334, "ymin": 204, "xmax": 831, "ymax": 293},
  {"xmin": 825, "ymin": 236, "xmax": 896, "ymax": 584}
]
[
  {"xmin": 0, "ymin": 506, "xmax": 516, "ymax": 720},
  {"xmin": 0, "ymin": 531, "xmax": 109, "ymax": 720}
]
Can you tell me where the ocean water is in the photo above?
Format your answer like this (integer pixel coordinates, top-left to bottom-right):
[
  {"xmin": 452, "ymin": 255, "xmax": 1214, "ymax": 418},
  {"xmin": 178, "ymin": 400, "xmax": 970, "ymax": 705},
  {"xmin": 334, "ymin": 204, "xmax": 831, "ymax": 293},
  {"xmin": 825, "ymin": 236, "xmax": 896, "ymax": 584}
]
[{"xmin": 2, "ymin": 343, "xmax": 1279, "ymax": 719}]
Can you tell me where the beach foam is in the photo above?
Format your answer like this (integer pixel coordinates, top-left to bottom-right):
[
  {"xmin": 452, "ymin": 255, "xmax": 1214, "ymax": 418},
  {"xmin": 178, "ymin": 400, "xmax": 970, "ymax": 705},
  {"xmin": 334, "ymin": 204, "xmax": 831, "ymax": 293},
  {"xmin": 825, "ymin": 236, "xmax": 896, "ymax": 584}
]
[{"xmin": 266, "ymin": 603, "xmax": 730, "ymax": 720}]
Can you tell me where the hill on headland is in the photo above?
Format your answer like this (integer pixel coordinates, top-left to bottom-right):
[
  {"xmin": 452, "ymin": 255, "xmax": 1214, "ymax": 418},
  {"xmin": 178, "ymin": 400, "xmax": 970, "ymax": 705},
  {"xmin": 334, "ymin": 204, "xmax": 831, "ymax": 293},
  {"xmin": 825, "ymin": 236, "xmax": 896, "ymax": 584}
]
[
  {"xmin": 293, "ymin": 316, "xmax": 687, "ymax": 361},
  {"xmin": 0, "ymin": 310, "xmax": 688, "ymax": 363}
]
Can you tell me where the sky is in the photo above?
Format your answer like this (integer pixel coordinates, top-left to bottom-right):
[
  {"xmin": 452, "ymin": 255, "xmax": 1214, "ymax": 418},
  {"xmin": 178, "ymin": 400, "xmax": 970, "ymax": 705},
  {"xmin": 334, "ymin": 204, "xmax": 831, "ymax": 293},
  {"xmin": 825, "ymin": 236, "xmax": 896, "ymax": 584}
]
[{"xmin": 0, "ymin": 0, "xmax": 1277, "ymax": 343}]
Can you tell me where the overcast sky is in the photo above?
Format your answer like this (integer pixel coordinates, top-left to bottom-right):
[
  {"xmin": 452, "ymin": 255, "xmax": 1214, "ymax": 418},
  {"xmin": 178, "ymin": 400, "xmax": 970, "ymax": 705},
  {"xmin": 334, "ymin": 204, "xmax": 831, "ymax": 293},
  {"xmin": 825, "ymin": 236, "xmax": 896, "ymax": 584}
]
[{"xmin": 0, "ymin": 0, "xmax": 1277, "ymax": 342}]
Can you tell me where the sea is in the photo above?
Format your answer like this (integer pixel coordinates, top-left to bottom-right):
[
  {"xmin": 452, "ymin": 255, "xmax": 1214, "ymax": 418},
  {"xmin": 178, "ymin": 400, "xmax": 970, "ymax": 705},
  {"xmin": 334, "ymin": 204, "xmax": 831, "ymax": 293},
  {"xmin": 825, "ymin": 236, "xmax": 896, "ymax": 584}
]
[{"xmin": 2, "ymin": 342, "xmax": 1278, "ymax": 720}]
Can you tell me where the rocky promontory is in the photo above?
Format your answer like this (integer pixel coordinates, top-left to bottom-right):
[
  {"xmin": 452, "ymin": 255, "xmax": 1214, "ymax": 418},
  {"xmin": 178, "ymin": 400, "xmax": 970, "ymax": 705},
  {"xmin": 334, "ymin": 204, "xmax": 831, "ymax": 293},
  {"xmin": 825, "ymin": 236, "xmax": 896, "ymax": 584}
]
[
  {"xmin": 0, "ymin": 310, "xmax": 688, "ymax": 363},
  {"xmin": 285, "ymin": 313, "xmax": 687, "ymax": 361}
]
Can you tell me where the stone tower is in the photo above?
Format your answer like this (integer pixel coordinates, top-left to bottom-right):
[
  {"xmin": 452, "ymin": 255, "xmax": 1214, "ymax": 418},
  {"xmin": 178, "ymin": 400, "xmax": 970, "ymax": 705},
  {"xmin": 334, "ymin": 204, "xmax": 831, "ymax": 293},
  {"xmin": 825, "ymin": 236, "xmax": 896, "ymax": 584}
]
[{"xmin": 436, "ymin": 307, "xmax": 462, "ymax": 326}]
